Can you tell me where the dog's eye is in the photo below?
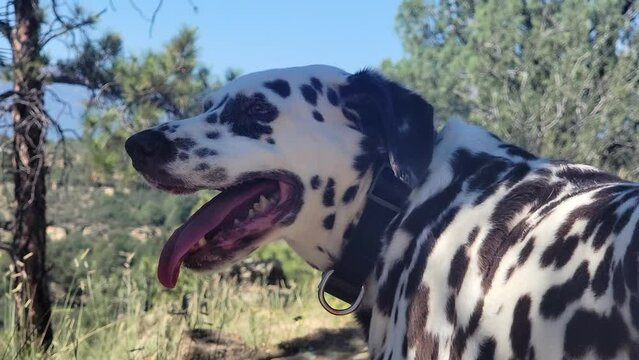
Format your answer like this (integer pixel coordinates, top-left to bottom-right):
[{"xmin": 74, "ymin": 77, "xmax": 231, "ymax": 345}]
[{"xmin": 247, "ymin": 102, "xmax": 269, "ymax": 115}]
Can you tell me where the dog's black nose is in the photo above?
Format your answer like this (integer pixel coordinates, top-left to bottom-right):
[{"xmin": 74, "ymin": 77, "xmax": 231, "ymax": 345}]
[{"xmin": 125, "ymin": 130, "xmax": 176, "ymax": 171}]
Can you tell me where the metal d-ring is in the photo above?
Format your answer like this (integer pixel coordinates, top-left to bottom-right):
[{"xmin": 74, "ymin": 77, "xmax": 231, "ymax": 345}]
[{"xmin": 317, "ymin": 269, "xmax": 365, "ymax": 316}]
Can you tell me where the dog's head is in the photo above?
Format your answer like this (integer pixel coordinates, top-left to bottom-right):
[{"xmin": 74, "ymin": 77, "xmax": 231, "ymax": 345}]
[{"xmin": 125, "ymin": 65, "xmax": 434, "ymax": 288}]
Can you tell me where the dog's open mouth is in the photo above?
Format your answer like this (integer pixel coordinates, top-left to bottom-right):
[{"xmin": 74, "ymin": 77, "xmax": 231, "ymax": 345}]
[{"xmin": 157, "ymin": 174, "xmax": 302, "ymax": 288}]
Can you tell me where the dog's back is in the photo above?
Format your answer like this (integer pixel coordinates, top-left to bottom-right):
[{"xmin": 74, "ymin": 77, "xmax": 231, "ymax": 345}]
[{"xmin": 368, "ymin": 120, "xmax": 639, "ymax": 360}]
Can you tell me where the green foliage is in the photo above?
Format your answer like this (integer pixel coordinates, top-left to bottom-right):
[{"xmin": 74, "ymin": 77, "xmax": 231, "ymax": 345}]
[
  {"xmin": 80, "ymin": 28, "xmax": 222, "ymax": 184},
  {"xmin": 384, "ymin": 0, "xmax": 639, "ymax": 178}
]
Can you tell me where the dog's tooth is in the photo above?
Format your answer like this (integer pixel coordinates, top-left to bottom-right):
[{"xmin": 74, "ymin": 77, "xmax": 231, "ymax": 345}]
[
  {"xmin": 253, "ymin": 201, "xmax": 263, "ymax": 211},
  {"xmin": 259, "ymin": 195, "xmax": 269, "ymax": 209},
  {"xmin": 233, "ymin": 219, "xmax": 240, "ymax": 226},
  {"xmin": 198, "ymin": 238, "xmax": 207, "ymax": 247},
  {"xmin": 248, "ymin": 209, "xmax": 255, "ymax": 218}
]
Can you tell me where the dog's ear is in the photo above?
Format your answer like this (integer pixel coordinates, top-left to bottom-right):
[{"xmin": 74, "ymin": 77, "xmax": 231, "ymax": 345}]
[{"xmin": 339, "ymin": 70, "xmax": 435, "ymax": 186}]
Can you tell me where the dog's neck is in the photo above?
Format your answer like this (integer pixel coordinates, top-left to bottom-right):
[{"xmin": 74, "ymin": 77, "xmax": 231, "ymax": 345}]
[
  {"xmin": 282, "ymin": 168, "xmax": 376, "ymax": 271},
  {"xmin": 285, "ymin": 120, "xmax": 518, "ymax": 281}
]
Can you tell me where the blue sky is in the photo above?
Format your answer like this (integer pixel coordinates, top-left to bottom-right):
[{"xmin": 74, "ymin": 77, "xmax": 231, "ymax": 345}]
[{"xmin": 37, "ymin": 0, "xmax": 405, "ymax": 133}]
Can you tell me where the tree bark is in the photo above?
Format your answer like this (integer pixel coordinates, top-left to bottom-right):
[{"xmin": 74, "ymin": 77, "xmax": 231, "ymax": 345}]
[{"xmin": 10, "ymin": 0, "xmax": 53, "ymax": 351}]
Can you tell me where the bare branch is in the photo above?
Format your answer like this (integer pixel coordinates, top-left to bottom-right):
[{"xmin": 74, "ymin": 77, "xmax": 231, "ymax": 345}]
[
  {"xmin": 148, "ymin": 0, "xmax": 164, "ymax": 36},
  {"xmin": 127, "ymin": 0, "xmax": 166, "ymax": 36},
  {"xmin": 47, "ymin": 73, "xmax": 90, "ymax": 87},
  {"xmin": 0, "ymin": 20, "xmax": 10, "ymax": 39},
  {"xmin": 0, "ymin": 90, "xmax": 14, "ymax": 102},
  {"xmin": 40, "ymin": 10, "xmax": 105, "ymax": 48},
  {"xmin": 128, "ymin": 0, "xmax": 151, "ymax": 21}
]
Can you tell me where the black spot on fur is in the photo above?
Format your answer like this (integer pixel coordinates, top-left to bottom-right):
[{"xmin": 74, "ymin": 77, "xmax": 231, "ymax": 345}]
[
  {"xmin": 540, "ymin": 261, "xmax": 590, "ymax": 318},
  {"xmin": 202, "ymin": 98, "xmax": 214, "ymax": 112},
  {"xmin": 381, "ymin": 206, "xmax": 460, "ymax": 316},
  {"xmin": 178, "ymin": 152, "xmax": 189, "ymax": 161},
  {"xmin": 499, "ymin": 143, "xmax": 537, "ymax": 160},
  {"xmin": 205, "ymin": 131, "xmax": 220, "ymax": 139},
  {"xmin": 266, "ymin": 138, "xmax": 275, "ymax": 144},
  {"xmin": 468, "ymin": 226, "xmax": 480, "ymax": 245},
  {"xmin": 174, "ymin": 137, "xmax": 196, "ymax": 151},
  {"xmin": 556, "ymin": 166, "xmax": 623, "ymax": 187},
  {"xmin": 468, "ymin": 157, "xmax": 509, "ymax": 191},
  {"xmin": 592, "ymin": 246, "xmax": 613, "ymax": 297},
  {"xmin": 480, "ymin": 178, "xmax": 565, "ymax": 290},
  {"xmin": 323, "ymin": 214, "xmax": 335, "ymax": 230},
  {"xmin": 518, "ymin": 237, "xmax": 535, "ymax": 266},
  {"xmin": 323, "ymin": 178, "xmax": 335, "ymax": 207},
  {"xmin": 477, "ymin": 337, "xmax": 496, "ymax": 360},
  {"xmin": 451, "ymin": 299, "xmax": 484, "ymax": 357},
  {"xmin": 510, "ymin": 295, "xmax": 532, "ymax": 359},
  {"xmin": 195, "ymin": 163, "xmax": 209, "ymax": 171},
  {"xmin": 540, "ymin": 235, "xmax": 579, "ymax": 269},
  {"xmin": 402, "ymin": 150, "xmax": 495, "ymax": 237},
  {"xmin": 631, "ymin": 296, "xmax": 639, "ymax": 330},
  {"xmin": 446, "ymin": 294, "xmax": 456, "ymax": 324},
  {"xmin": 206, "ymin": 112, "xmax": 218, "ymax": 124},
  {"xmin": 159, "ymin": 124, "xmax": 170, "ymax": 132},
  {"xmin": 353, "ymin": 137, "xmax": 377, "ymax": 177},
  {"xmin": 612, "ymin": 264, "xmax": 626, "ymax": 304},
  {"xmin": 205, "ymin": 167, "xmax": 227, "ymax": 183},
  {"xmin": 312, "ymin": 110, "xmax": 324, "ymax": 122},
  {"xmin": 564, "ymin": 308, "xmax": 629, "ymax": 358},
  {"xmin": 300, "ymin": 84, "xmax": 317, "ymax": 105},
  {"xmin": 310, "ymin": 175, "xmax": 321, "ymax": 190},
  {"xmin": 467, "ymin": 299, "xmax": 484, "ymax": 335},
  {"xmin": 220, "ymin": 93, "xmax": 278, "ymax": 139},
  {"xmin": 593, "ymin": 209, "xmax": 618, "ymax": 250},
  {"xmin": 341, "ymin": 185, "xmax": 359, "ymax": 204},
  {"xmin": 624, "ymin": 220, "xmax": 639, "ymax": 293},
  {"xmin": 614, "ymin": 208, "xmax": 633, "ymax": 234},
  {"xmin": 263, "ymin": 79, "xmax": 291, "ymax": 98},
  {"xmin": 327, "ymin": 87, "xmax": 339, "ymax": 106},
  {"xmin": 194, "ymin": 148, "xmax": 216, "ymax": 158},
  {"xmin": 448, "ymin": 245, "xmax": 469, "ymax": 293},
  {"xmin": 355, "ymin": 308, "xmax": 372, "ymax": 340},
  {"xmin": 310, "ymin": 77, "xmax": 323, "ymax": 94},
  {"xmin": 407, "ymin": 286, "xmax": 438, "ymax": 358},
  {"xmin": 342, "ymin": 107, "xmax": 360, "ymax": 127}
]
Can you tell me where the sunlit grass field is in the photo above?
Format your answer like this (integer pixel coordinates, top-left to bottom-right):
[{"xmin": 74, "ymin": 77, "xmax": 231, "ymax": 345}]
[{"xmin": 0, "ymin": 247, "xmax": 361, "ymax": 359}]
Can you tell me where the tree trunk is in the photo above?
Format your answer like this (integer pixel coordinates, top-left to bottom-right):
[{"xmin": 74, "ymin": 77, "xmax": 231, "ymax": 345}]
[{"xmin": 10, "ymin": 0, "xmax": 53, "ymax": 351}]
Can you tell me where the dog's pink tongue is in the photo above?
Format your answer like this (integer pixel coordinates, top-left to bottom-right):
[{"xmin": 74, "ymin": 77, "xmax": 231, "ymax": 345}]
[
  {"xmin": 157, "ymin": 181, "xmax": 277, "ymax": 288},
  {"xmin": 157, "ymin": 198, "xmax": 227, "ymax": 288}
]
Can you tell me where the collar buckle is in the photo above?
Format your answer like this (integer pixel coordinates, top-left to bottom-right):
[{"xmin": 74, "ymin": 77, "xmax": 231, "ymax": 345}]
[
  {"xmin": 318, "ymin": 269, "xmax": 365, "ymax": 315},
  {"xmin": 317, "ymin": 164, "xmax": 411, "ymax": 316}
]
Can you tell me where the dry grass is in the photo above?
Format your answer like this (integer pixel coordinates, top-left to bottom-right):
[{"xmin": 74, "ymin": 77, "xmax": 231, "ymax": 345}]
[{"xmin": 1, "ymin": 255, "xmax": 363, "ymax": 360}]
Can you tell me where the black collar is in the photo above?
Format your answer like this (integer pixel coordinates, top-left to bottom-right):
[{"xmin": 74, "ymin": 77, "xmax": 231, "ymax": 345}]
[{"xmin": 320, "ymin": 164, "xmax": 411, "ymax": 313}]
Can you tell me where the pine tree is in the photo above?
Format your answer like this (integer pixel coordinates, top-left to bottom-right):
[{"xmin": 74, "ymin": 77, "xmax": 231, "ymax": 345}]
[
  {"xmin": 80, "ymin": 28, "xmax": 217, "ymax": 184},
  {"xmin": 384, "ymin": 0, "xmax": 639, "ymax": 178}
]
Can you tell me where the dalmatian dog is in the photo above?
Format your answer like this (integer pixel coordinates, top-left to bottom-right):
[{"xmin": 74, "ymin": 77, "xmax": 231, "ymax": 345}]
[{"xmin": 125, "ymin": 65, "xmax": 639, "ymax": 359}]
